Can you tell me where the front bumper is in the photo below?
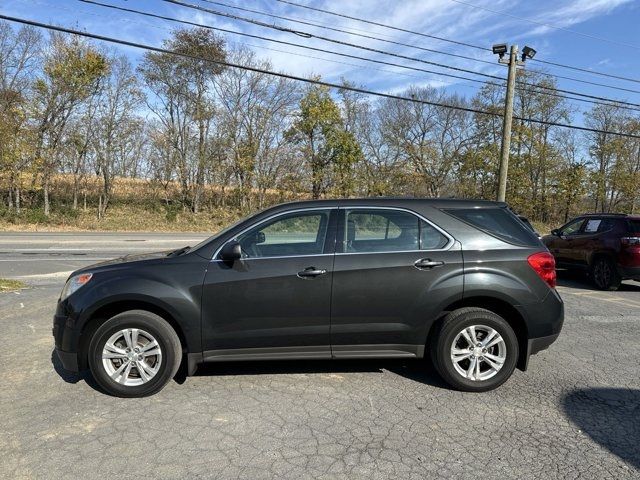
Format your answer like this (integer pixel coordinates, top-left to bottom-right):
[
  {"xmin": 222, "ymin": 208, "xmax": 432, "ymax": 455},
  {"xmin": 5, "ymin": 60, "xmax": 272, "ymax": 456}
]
[
  {"xmin": 53, "ymin": 305, "xmax": 82, "ymax": 372},
  {"xmin": 55, "ymin": 348, "xmax": 80, "ymax": 372}
]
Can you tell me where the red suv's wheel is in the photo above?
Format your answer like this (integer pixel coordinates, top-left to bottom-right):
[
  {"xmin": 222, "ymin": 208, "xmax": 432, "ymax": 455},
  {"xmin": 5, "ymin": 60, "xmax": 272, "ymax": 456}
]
[{"xmin": 591, "ymin": 257, "xmax": 622, "ymax": 291}]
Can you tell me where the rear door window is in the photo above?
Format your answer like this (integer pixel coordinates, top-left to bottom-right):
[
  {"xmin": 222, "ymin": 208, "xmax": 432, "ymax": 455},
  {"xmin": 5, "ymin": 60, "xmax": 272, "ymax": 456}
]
[
  {"xmin": 584, "ymin": 219, "xmax": 602, "ymax": 233},
  {"xmin": 444, "ymin": 207, "xmax": 540, "ymax": 247},
  {"xmin": 343, "ymin": 209, "xmax": 448, "ymax": 253}
]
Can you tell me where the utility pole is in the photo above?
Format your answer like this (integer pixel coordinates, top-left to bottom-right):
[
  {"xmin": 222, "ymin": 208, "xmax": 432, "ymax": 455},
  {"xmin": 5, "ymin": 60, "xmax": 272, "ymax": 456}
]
[
  {"xmin": 492, "ymin": 43, "xmax": 536, "ymax": 202},
  {"xmin": 497, "ymin": 44, "xmax": 518, "ymax": 203}
]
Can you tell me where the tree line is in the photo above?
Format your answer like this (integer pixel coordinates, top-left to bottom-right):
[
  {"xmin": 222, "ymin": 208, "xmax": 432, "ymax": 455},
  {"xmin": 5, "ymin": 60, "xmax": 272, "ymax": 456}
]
[{"xmin": 1, "ymin": 22, "xmax": 639, "ymax": 226}]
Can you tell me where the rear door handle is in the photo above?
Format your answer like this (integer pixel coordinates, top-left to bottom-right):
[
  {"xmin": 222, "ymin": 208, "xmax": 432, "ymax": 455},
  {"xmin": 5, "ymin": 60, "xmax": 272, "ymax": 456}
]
[
  {"xmin": 297, "ymin": 267, "xmax": 327, "ymax": 278},
  {"xmin": 414, "ymin": 258, "xmax": 445, "ymax": 270}
]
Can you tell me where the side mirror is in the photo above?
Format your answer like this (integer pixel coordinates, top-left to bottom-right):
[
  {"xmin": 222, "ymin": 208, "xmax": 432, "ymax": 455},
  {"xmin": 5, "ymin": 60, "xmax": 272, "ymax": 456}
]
[
  {"xmin": 219, "ymin": 241, "xmax": 242, "ymax": 261},
  {"xmin": 551, "ymin": 229, "xmax": 560, "ymax": 236}
]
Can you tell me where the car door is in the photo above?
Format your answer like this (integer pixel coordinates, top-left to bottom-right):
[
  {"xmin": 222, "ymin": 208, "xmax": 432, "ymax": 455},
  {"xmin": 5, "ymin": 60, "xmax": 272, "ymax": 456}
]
[
  {"xmin": 569, "ymin": 217, "xmax": 604, "ymax": 266},
  {"xmin": 200, "ymin": 208, "xmax": 337, "ymax": 360},
  {"xmin": 330, "ymin": 207, "xmax": 463, "ymax": 358},
  {"xmin": 549, "ymin": 217, "xmax": 585, "ymax": 265}
]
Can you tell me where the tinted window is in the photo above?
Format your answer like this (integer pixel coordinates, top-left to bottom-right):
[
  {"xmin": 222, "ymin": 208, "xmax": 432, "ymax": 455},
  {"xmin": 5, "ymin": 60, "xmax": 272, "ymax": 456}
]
[
  {"xmin": 627, "ymin": 219, "xmax": 640, "ymax": 233},
  {"xmin": 597, "ymin": 218, "xmax": 617, "ymax": 232},
  {"xmin": 236, "ymin": 210, "xmax": 330, "ymax": 258},
  {"xmin": 444, "ymin": 207, "xmax": 540, "ymax": 246},
  {"xmin": 420, "ymin": 220, "xmax": 449, "ymax": 249},
  {"xmin": 344, "ymin": 209, "xmax": 447, "ymax": 253}
]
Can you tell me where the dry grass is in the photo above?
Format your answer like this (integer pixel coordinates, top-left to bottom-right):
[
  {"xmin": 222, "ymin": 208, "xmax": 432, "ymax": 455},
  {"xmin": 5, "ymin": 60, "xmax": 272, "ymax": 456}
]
[
  {"xmin": 0, "ymin": 279, "xmax": 27, "ymax": 292},
  {"xmin": 0, "ymin": 203, "xmax": 242, "ymax": 233}
]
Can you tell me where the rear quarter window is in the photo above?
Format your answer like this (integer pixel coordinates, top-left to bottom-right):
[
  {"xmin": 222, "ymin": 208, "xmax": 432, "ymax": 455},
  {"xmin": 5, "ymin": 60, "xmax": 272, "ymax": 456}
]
[
  {"xmin": 443, "ymin": 207, "xmax": 541, "ymax": 247},
  {"xmin": 627, "ymin": 219, "xmax": 640, "ymax": 233}
]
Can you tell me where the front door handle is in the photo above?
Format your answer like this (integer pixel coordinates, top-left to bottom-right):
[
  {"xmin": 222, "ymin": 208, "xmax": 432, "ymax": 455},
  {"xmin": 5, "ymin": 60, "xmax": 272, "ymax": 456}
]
[
  {"xmin": 414, "ymin": 258, "xmax": 445, "ymax": 270},
  {"xmin": 297, "ymin": 267, "xmax": 327, "ymax": 278}
]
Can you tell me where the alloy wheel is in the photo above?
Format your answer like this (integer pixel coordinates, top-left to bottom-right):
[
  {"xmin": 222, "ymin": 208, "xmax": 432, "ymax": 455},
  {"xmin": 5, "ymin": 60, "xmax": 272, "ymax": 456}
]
[
  {"xmin": 450, "ymin": 325, "xmax": 506, "ymax": 381},
  {"xmin": 101, "ymin": 328, "xmax": 162, "ymax": 386}
]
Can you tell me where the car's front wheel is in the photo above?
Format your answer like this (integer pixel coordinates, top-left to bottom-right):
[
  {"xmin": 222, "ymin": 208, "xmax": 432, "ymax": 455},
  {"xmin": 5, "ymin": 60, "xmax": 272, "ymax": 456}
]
[
  {"xmin": 431, "ymin": 308, "xmax": 519, "ymax": 392},
  {"xmin": 88, "ymin": 310, "xmax": 182, "ymax": 397}
]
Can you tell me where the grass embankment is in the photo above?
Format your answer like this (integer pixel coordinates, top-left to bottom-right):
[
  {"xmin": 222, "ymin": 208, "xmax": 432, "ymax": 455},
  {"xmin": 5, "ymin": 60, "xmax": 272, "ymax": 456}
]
[
  {"xmin": 0, "ymin": 173, "xmax": 295, "ymax": 232},
  {"xmin": 0, "ymin": 203, "xmax": 240, "ymax": 233},
  {"xmin": 0, "ymin": 279, "xmax": 27, "ymax": 292}
]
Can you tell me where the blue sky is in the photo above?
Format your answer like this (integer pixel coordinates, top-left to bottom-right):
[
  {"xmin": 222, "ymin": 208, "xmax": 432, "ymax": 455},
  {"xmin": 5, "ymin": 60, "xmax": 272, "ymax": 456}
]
[{"xmin": 2, "ymin": 0, "xmax": 639, "ymax": 115}]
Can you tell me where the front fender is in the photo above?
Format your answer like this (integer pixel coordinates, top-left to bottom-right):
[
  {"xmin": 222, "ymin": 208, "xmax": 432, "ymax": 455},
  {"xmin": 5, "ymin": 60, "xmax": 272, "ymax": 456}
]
[{"xmin": 59, "ymin": 263, "xmax": 206, "ymax": 354}]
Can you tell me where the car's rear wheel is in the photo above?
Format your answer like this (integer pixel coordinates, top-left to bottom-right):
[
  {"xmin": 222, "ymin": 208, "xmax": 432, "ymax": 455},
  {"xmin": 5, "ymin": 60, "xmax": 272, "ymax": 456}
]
[
  {"xmin": 431, "ymin": 308, "xmax": 519, "ymax": 392},
  {"xmin": 591, "ymin": 257, "xmax": 621, "ymax": 291},
  {"xmin": 88, "ymin": 310, "xmax": 182, "ymax": 397}
]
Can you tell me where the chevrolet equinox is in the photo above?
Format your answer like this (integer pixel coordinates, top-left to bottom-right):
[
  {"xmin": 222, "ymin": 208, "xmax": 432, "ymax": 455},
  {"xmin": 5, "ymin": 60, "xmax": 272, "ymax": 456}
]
[{"xmin": 53, "ymin": 199, "xmax": 564, "ymax": 397}]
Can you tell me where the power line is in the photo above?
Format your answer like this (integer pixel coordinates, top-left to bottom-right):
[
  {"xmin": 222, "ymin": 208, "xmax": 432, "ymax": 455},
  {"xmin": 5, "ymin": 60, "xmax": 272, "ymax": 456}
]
[
  {"xmin": 274, "ymin": 0, "xmax": 488, "ymax": 52},
  {"xmin": 198, "ymin": 0, "xmax": 640, "ymax": 95},
  {"xmin": 81, "ymin": 0, "xmax": 640, "ymax": 111},
  {"xmin": 161, "ymin": 0, "xmax": 640, "ymax": 108},
  {"xmin": 277, "ymin": 0, "xmax": 640, "ymax": 85},
  {"xmin": 1, "ymin": 14, "xmax": 639, "ymax": 140},
  {"xmin": 196, "ymin": 0, "xmax": 497, "ymax": 66},
  {"xmin": 80, "ymin": 1, "xmax": 502, "ymax": 85},
  {"xmin": 532, "ymin": 58, "xmax": 640, "ymax": 85},
  {"xmin": 30, "ymin": 0, "xmax": 437, "ymax": 84},
  {"xmin": 163, "ymin": 0, "xmax": 506, "ymax": 81},
  {"xmin": 98, "ymin": 1, "xmax": 626, "ymax": 110},
  {"xmin": 447, "ymin": 0, "xmax": 640, "ymax": 51}
]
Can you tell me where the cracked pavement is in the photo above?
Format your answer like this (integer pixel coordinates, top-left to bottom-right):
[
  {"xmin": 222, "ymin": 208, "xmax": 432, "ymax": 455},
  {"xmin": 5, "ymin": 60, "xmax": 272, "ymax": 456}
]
[{"xmin": 0, "ymin": 233, "xmax": 639, "ymax": 479}]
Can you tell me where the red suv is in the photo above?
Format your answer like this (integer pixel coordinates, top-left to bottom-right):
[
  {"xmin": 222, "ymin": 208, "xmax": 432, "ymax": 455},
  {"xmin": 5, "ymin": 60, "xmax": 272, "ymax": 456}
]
[{"xmin": 543, "ymin": 214, "xmax": 640, "ymax": 290}]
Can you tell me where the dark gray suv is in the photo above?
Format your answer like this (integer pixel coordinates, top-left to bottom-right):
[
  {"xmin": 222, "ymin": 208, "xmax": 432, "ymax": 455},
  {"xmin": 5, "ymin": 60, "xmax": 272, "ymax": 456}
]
[{"xmin": 53, "ymin": 198, "xmax": 563, "ymax": 397}]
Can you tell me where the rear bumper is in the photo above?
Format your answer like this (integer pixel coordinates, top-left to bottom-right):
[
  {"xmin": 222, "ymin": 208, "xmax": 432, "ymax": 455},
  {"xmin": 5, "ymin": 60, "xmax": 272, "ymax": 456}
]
[
  {"xmin": 517, "ymin": 288, "xmax": 564, "ymax": 370},
  {"xmin": 528, "ymin": 332, "xmax": 560, "ymax": 356},
  {"xmin": 618, "ymin": 265, "xmax": 640, "ymax": 280}
]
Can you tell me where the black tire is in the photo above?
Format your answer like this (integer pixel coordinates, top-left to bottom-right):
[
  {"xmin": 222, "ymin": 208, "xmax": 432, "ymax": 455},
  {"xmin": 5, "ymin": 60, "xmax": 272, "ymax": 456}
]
[
  {"xmin": 431, "ymin": 307, "xmax": 519, "ymax": 392},
  {"xmin": 591, "ymin": 256, "xmax": 621, "ymax": 291},
  {"xmin": 88, "ymin": 310, "xmax": 182, "ymax": 398}
]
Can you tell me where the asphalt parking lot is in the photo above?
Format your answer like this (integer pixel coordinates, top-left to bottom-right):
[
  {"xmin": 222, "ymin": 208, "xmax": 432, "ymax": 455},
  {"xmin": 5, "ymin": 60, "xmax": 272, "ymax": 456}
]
[{"xmin": 0, "ymin": 233, "xmax": 639, "ymax": 479}]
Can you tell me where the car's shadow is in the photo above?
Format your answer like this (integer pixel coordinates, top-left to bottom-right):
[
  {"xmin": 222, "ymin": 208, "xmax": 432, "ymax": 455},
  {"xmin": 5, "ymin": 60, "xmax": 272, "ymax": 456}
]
[
  {"xmin": 194, "ymin": 358, "xmax": 449, "ymax": 389},
  {"xmin": 563, "ymin": 388, "xmax": 640, "ymax": 469},
  {"xmin": 51, "ymin": 348, "xmax": 449, "ymax": 392},
  {"xmin": 556, "ymin": 269, "xmax": 640, "ymax": 292}
]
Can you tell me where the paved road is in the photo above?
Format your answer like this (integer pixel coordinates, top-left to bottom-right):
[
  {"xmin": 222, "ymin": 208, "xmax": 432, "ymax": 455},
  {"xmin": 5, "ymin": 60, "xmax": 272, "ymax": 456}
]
[
  {"xmin": 0, "ymin": 233, "xmax": 639, "ymax": 479},
  {"xmin": 0, "ymin": 232, "xmax": 210, "ymax": 279}
]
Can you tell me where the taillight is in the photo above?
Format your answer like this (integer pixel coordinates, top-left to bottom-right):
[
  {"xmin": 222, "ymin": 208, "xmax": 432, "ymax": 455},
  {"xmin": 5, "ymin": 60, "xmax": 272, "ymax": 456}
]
[
  {"xmin": 621, "ymin": 236, "xmax": 640, "ymax": 246},
  {"xmin": 527, "ymin": 251, "xmax": 557, "ymax": 288}
]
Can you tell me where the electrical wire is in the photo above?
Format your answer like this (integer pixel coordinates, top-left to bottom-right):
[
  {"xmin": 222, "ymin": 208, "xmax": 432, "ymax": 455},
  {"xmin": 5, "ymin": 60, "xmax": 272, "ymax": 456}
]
[
  {"xmin": 80, "ymin": 0, "xmax": 640, "ymax": 111},
  {"xmin": 447, "ymin": 0, "xmax": 640, "ymax": 51},
  {"xmin": 274, "ymin": 0, "xmax": 488, "ymax": 51},
  {"xmin": 276, "ymin": 0, "xmax": 640, "ymax": 85},
  {"xmin": 196, "ymin": 0, "xmax": 497, "ymax": 66},
  {"xmin": 161, "ymin": 0, "xmax": 640, "ymax": 107},
  {"xmin": 197, "ymin": 0, "xmax": 640, "ymax": 95},
  {"xmin": 1, "ymin": 14, "xmax": 639, "ymax": 139}
]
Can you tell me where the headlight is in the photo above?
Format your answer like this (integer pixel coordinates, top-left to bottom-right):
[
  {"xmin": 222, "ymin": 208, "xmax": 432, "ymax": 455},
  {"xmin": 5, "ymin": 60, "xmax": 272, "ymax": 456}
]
[{"xmin": 60, "ymin": 273, "xmax": 93, "ymax": 300}]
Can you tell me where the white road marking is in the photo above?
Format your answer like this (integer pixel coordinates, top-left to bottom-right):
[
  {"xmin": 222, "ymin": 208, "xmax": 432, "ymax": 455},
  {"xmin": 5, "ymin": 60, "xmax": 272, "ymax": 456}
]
[{"xmin": 15, "ymin": 271, "xmax": 74, "ymax": 280}]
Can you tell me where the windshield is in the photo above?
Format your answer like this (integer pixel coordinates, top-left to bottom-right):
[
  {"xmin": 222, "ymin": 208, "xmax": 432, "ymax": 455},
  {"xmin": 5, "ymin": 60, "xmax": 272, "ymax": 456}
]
[{"xmin": 188, "ymin": 212, "xmax": 257, "ymax": 252}]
